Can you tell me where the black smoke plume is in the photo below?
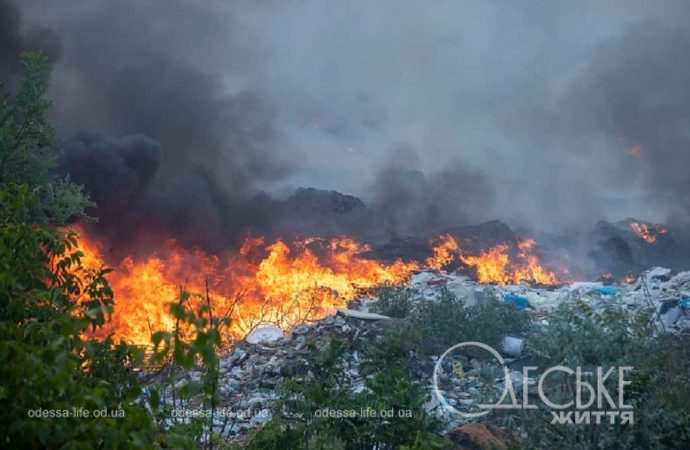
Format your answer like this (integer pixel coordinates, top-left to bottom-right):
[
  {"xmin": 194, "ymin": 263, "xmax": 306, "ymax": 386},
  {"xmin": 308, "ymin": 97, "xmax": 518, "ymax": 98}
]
[{"xmin": 6, "ymin": 0, "xmax": 690, "ymax": 256}]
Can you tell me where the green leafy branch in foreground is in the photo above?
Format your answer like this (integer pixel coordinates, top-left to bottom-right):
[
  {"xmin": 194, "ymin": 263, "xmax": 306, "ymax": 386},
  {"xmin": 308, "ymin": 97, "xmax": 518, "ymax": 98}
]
[{"xmin": 148, "ymin": 287, "xmax": 231, "ymax": 450}]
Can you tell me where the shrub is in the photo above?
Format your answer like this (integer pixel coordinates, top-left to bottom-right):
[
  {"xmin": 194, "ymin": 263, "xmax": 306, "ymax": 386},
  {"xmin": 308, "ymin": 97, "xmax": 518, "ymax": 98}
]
[
  {"xmin": 497, "ymin": 300, "xmax": 690, "ymax": 450},
  {"xmin": 370, "ymin": 286, "xmax": 415, "ymax": 318},
  {"xmin": 412, "ymin": 287, "xmax": 531, "ymax": 354}
]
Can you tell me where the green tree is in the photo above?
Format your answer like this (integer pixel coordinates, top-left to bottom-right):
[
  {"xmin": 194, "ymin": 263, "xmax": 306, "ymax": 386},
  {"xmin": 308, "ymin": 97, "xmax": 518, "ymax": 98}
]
[
  {"xmin": 0, "ymin": 53, "xmax": 160, "ymax": 449},
  {"xmin": 0, "ymin": 51, "xmax": 92, "ymax": 223}
]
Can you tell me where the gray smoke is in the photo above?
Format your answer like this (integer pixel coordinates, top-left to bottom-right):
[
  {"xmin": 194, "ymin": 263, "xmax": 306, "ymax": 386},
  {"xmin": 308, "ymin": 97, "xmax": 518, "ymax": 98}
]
[
  {"xmin": 370, "ymin": 143, "xmax": 492, "ymax": 237},
  {"xmin": 6, "ymin": 0, "xmax": 690, "ymax": 247},
  {"xmin": 0, "ymin": 0, "xmax": 59, "ymax": 84},
  {"xmin": 561, "ymin": 19, "xmax": 690, "ymax": 225}
]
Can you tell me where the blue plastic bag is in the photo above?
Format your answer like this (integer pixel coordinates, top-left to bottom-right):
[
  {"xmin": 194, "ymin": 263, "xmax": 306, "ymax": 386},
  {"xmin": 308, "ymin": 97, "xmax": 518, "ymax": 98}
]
[
  {"xmin": 597, "ymin": 286, "xmax": 618, "ymax": 297},
  {"xmin": 680, "ymin": 297, "xmax": 690, "ymax": 309},
  {"xmin": 503, "ymin": 293, "xmax": 529, "ymax": 310}
]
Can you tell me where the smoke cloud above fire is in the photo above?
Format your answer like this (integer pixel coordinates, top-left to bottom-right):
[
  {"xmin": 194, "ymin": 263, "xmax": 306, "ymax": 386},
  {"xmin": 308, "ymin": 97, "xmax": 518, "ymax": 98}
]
[{"xmin": 3, "ymin": 0, "xmax": 690, "ymax": 247}]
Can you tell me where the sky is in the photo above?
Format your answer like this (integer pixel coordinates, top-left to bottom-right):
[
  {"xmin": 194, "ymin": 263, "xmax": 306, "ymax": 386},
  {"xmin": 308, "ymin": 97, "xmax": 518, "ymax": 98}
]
[{"xmin": 3, "ymin": 0, "xmax": 690, "ymax": 242}]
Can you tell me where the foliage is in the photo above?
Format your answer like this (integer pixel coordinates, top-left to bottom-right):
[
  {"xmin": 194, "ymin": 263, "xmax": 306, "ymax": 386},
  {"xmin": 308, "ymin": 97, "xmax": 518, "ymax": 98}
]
[
  {"xmin": 374, "ymin": 286, "xmax": 532, "ymax": 355},
  {"xmin": 498, "ymin": 300, "xmax": 690, "ymax": 450},
  {"xmin": 0, "ymin": 53, "xmax": 160, "ymax": 449},
  {"xmin": 412, "ymin": 287, "xmax": 531, "ymax": 354},
  {"xmin": 149, "ymin": 290, "xmax": 231, "ymax": 450},
  {"xmin": 0, "ymin": 52, "xmax": 92, "ymax": 223},
  {"xmin": 0, "ymin": 187, "xmax": 160, "ymax": 448},
  {"xmin": 527, "ymin": 299, "xmax": 654, "ymax": 368},
  {"xmin": 370, "ymin": 286, "xmax": 415, "ymax": 318}
]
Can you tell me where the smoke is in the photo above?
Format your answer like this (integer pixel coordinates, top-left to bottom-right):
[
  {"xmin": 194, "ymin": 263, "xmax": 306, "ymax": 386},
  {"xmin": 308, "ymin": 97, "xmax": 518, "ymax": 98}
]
[
  {"xmin": 370, "ymin": 143, "xmax": 492, "ymax": 237},
  {"xmin": 61, "ymin": 133, "xmax": 160, "ymax": 212},
  {"xmin": 561, "ymin": 18, "xmax": 690, "ymax": 225},
  {"xmin": 0, "ymin": 0, "xmax": 59, "ymax": 84},
  {"xmin": 13, "ymin": 0, "xmax": 297, "ymax": 250},
  {"xmin": 6, "ymin": 0, "xmax": 690, "ymax": 249}
]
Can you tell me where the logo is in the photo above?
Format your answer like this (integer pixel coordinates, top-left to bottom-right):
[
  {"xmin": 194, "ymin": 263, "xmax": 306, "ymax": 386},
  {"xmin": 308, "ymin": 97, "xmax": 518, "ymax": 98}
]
[{"xmin": 432, "ymin": 341, "xmax": 634, "ymax": 424}]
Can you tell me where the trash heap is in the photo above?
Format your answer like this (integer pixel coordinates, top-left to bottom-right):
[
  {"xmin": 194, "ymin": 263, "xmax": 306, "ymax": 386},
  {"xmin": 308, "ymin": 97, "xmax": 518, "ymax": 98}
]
[
  {"xmin": 411, "ymin": 267, "xmax": 690, "ymax": 333},
  {"xmin": 149, "ymin": 267, "xmax": 690, "ymax": 439}
]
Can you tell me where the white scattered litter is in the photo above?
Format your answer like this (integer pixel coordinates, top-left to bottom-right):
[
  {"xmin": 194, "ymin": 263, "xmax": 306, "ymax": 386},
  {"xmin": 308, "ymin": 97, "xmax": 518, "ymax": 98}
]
[
  {"xmin": 246, "ymin": 325, "xmax": 284, "ymax": 344},
  {"xmin": 336, "ymin": 308, "xmax": 391, "ymax": 320}
]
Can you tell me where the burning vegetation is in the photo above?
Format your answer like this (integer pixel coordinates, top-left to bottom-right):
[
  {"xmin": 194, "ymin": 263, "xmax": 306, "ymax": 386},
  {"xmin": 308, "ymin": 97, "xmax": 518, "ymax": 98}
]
[{"xmin": 74, "ymin": 228, "xmax": 561, "ymax": 346}]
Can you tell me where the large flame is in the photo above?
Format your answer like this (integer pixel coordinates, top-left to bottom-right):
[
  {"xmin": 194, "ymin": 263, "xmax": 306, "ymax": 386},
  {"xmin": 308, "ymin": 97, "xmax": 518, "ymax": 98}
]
[
  {"xmin": 459, "ymin": 238, "xmax": 558, "ymax": 285},
  {"xmin": 629, "ymin": 222, "xmax": 667, "ymax": 244},
  {"xmin": 76, "ymin": 230, "xmax": 423, "ymax": 346},
  {"xmin": 425, "ymin": 234, "xmax": 459, "ymax": 270},
  {"xmin": 73, "ymin": 229, "xmax": 559, "ymax": 346}
]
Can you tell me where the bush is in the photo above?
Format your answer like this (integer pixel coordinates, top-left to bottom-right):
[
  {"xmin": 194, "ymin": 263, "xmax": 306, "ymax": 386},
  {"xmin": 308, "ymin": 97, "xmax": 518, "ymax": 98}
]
[
  {"xmin": 496, "ymin": 300, "xmax": 690, "ymax": 450},
  {"xmin": 370, "ymin": 286, "xmax": 415, "ymax": 318},
  {"xmin": 412, "ymin": 287, "xmax": 531, "ymax": 355},
  {"xmin": 0, "ymin": 53, "xmax": 165, "ymax": 449},
  {"xmin": 0, "ymin": 190, "xmax": 160, "ymax": 448}
]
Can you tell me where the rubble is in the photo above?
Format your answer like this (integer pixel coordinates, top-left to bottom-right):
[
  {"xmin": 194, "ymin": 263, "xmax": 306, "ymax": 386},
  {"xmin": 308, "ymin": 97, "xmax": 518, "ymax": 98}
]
[
  {"xmin": 336, "ymin": 308, "xmax": 391, "ymax": 320},
  {"xmin": 501, "ymin": 336, "xmax": 525, "ymax": 357},
  {"xmin": 245, "ymin": 325, "xmax": 284, "ymax": 345},
  {"xmin": 150, "ymin": 266, "xmax": 690, "ymax": 441},
  {"xmin": 502, "ymin": 293, "xmax": 529, "ymax": 310}
]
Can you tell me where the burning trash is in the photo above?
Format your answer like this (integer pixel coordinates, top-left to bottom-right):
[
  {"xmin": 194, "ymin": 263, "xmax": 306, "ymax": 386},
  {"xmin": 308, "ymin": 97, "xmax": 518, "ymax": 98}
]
[
  {"xmin": 75, "ymin": 229, "xmax": 422, "ymax": 346},
  {"xmin": 629, "ymin": 222, "xmax": 668, "ymax": 244},
  {"xmin": 73, "ymin": 226, "xmax": 565, "ymax": 346}
]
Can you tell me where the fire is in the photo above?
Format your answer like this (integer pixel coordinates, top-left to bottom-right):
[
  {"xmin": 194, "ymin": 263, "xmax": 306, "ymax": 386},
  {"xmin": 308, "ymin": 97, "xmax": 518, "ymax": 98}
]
[
  {"xmin": 73, "ymin": 228, "xmax": 560, "ymax": 346},
  {"xmin": 623, "ymin": 274, "xmax": 637, "ymax": 284},
  {"xmin": 599, "ymin": 272, "xmax": 614, "ymax": 282},
  {"xmin": 630, "ymin": 222, "xmax": 667, "ymax": 244},
  {"xmin": 459, "ymin": 239, "xmax": 557, "ymax": 285},
  {"xmin": 75, "ymin": 230, "xmax": 420, "ymax": 346},
  {"xmin": 425, "ymin": 234, "xmax": 459, "ymax": 270}
]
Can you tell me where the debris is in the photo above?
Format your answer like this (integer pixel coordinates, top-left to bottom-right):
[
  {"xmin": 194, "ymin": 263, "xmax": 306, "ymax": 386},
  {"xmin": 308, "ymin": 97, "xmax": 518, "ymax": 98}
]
[
  {"xmin": 446, "ymin": 278, "xmax": 477, "ymax": 306},
  {"xmin": 647, "ymin": 267, "xmax": 672, "ymax": 282},
  {"xmin": 336, "ymin": 308, "xmax": 391, "ymax": 320},
  {"xmin": 291, "ymin": 324, "xmax": 310, "ymax": 335},
  {"xmin": 680, "ymin": 297, "xmax": 690, "ymax": 309},
  {"xmin": 245, "ymin": 325, "xmax": 284, "ymax": 345},
  {"xmin": 501, "ymin": 336, "xmax": 525, "ymax": 357},
  {"xmin": 229, "ymin": 346, "xmax": 248, "ymax": 364},
  {"xmin": 250, "ymin": 409, "xmax": 272, "ymax": 427},
  {"xmin": 660, "ymin": 305, "xmax": 682, "ymax": 329},
  {"xmin": 597, "ymin": 286, "xmax": 619, "ymax": 297},
  {"xmin": 502, "ymin": 293, "xmax": 529, "ymax": 310},
  {"xmin": 411, "ymin": 271, "xmax": 441, "ymax": 287},
  {"xmin": 150, "ymin": 265, "xmax": 690, "ymax": 442}
]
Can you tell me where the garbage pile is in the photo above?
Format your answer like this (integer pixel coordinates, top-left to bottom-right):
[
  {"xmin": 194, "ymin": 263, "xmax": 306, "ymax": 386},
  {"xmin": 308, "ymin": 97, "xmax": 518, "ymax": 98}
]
[
  {"xmin": 149, "ymin": 267, "xmax": 690, "ymax": 439},
  {"xmin": 149, "ymin": 308, "xmax": 395, "ymax": 438},
  {"xmin": 409, "ymin": 267, "xmax": 690, "ymax": 334}
]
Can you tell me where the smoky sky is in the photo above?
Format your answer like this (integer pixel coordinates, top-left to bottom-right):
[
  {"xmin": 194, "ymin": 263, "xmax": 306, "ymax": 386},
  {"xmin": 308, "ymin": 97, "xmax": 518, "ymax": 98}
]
[
  {"xmin": 5, "ymin": 0, "xmax": 690, "ymax": 246},
  {"xmin": 0, "ymin": 0, "xmax": 59, "ymax": 84}
]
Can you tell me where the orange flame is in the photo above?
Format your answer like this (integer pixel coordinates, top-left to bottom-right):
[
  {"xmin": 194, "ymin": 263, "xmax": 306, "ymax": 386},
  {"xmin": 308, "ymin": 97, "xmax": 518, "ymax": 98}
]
[
  {"xmin": 75, "ymin": 230, "xmax": 421, "ymax": 346},
  {"xmin": 623, "ymin": 274, "xmax": 637, "ymax": 284},
  {"xmin": 73, "ymin": 229, "xmax": 560, "ymax": 346},
  {"xmin": 459, "ymin": 239, "xmax": 557, "ymax": 285},
  {"xmin": 630, "ymin": 222, "xmax": 667, "ymax": 244},
  {"xmin": 425, "ymin": 234, "xmax": 459, "ymax": 270}
]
